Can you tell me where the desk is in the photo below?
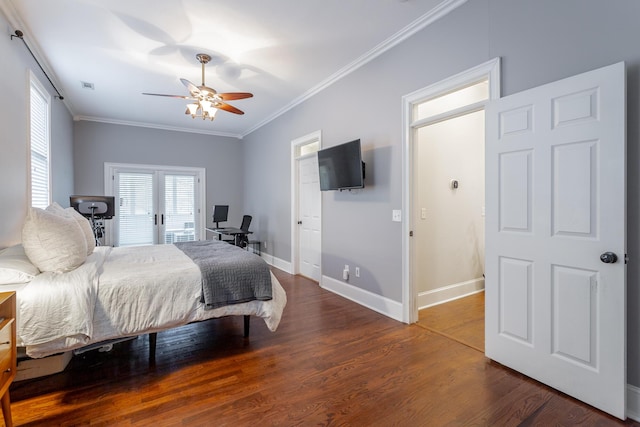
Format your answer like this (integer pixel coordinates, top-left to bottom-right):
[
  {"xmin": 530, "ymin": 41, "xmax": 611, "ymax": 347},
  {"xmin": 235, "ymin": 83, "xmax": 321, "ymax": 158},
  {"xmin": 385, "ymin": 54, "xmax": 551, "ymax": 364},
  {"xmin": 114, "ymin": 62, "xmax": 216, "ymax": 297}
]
[{"xmin": 206, "ymin": 228, "xmax": 252, "ymax": 247}]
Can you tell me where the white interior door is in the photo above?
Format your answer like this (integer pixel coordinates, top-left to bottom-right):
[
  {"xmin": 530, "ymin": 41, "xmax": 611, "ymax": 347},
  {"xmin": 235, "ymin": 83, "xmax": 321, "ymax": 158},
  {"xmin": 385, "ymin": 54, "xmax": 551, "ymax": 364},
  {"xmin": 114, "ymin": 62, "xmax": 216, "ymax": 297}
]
[
  {"xmin": 485, "ymin": 62, "xmax": 626, "ymax": 418},
  {"xmin": 298, "ymin": 155, "xmax": 321, "ymax": 281}
]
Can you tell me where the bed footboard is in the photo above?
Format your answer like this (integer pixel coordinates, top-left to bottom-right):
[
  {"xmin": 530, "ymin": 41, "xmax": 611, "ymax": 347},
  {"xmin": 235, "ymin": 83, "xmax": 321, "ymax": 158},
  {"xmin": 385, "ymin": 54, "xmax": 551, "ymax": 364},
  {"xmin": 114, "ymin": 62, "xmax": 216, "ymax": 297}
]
[{"xmin": 147, "ymin": 315, "xmax": 251, "ymax": 362}]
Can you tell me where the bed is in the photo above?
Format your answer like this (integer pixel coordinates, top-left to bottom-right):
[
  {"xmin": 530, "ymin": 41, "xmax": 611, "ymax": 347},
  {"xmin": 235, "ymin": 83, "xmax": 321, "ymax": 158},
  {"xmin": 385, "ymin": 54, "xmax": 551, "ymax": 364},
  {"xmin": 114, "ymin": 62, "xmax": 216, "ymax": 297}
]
[{"xmin": 0, "ymin": 206, "xmax": 287, "ymax": 360}]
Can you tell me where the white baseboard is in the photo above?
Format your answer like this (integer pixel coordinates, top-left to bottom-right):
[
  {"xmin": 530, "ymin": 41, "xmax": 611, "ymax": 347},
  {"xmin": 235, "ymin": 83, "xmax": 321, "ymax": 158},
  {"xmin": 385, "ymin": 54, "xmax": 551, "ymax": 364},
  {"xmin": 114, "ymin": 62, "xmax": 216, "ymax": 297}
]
[
  {"xmin": 627, "ymin": 384, "xmax": 640, "ymax": 421},
  {"xmin": 320, "ymin": 275, "xmax": 403, "ymax": 322},
  {"xmin": 262, "ymin": 252, "xmax": 292, "ymax": 274},
  {"xmin": 418, "ymin": 277, "xmax": 485, "ymax": 309}
]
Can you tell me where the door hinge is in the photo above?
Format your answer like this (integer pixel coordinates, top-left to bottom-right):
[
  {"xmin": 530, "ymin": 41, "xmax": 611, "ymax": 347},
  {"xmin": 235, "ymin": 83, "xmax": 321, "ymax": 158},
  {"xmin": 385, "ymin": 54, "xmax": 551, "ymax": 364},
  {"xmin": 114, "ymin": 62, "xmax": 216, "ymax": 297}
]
[
  {"xmin": 625, "ymin": 253, "xmax": 629, "ymax": 264},
  {"xmin": 409, "ymin": 230, "xmax": 413, "ymax": 237}
]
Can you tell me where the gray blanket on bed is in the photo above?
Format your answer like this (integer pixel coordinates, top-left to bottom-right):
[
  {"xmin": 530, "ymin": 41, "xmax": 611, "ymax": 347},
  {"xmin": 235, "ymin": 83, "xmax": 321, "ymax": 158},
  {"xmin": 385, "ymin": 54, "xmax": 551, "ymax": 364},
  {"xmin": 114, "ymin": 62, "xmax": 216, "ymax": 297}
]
[{"xmin": 174, "ymin": 240, "xmax": 272, "ymax": 309}]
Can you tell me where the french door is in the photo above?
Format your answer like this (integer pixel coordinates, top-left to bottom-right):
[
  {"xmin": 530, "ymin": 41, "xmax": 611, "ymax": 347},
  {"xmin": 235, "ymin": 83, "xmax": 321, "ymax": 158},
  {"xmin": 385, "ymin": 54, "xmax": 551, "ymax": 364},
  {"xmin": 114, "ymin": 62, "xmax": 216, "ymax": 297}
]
[{"xmin": 105, "ymin": 163, "xmax": 205, "ymax": 247}]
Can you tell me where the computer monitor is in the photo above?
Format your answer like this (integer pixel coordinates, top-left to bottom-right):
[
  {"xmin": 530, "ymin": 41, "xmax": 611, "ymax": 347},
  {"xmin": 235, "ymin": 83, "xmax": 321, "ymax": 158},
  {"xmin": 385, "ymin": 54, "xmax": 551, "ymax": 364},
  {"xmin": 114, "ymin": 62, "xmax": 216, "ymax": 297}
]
[
  {"xmin": 70, "ymin": 195, "xmax": 115, "ymax": 219},
  {"xmin": 213, "ymin": 205, "xmax": 229, "ymax": 228}
]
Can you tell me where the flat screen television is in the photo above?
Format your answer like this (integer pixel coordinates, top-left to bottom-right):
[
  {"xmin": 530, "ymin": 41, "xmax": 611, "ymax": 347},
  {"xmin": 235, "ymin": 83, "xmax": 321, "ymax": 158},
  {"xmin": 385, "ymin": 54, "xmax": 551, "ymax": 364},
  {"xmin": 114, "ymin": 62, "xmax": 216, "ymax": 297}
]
[
  {"xmin": 213, "ymin": 205, "xmax": 229, "ymax": 227},
  {"xmin": 317, "ymin": 139, "xmax": 365, "ymax": 191},
  {"xmin": 70, "ymin": 195, "xmax": 115, "ymax": 219}
]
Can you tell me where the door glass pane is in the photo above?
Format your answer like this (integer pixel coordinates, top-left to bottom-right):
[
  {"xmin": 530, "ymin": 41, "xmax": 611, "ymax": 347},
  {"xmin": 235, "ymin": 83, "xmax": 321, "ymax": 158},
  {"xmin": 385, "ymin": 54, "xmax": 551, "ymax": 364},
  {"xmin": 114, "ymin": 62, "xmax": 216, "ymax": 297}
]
[
  {"xmin": 163, "ymin": 174, "xmax": 196, "ymax": 244},
  {"xmin": 118, "ymin": 172, "xmax": 155, "ymax": 246}
]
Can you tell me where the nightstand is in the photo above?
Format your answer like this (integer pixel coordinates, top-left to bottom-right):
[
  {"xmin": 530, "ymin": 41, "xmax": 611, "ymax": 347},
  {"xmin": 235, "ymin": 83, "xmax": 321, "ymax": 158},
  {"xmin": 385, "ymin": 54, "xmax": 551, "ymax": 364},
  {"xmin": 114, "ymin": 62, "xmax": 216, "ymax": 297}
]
[{"xmin": 0, "ymin": 292, "xmax": 16, "ymax": 427}]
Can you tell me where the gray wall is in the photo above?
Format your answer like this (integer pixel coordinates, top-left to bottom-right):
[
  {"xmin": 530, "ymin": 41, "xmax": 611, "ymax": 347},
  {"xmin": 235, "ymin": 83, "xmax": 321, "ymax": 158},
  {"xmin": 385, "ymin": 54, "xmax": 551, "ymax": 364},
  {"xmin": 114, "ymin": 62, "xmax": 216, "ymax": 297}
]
[
  {"xmin": 242, "ymin": 0, "xmax": 640, "ymax": 386},
  {"xmin": 73, "ymin": 121, "xmax": 245, "ymax": 228},
  {"xmin": 0, "ymin": 13, "xmax": 74, "ymax": 247}
]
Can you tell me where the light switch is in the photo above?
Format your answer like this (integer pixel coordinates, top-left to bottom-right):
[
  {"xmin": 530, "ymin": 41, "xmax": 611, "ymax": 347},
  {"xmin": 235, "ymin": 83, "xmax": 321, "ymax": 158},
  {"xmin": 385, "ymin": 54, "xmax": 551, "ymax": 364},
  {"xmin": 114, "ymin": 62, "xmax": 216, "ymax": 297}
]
[
  {"xmin": 421, "ymin": 208, "xmax": 427, "ymax": 220},
  {"xmin": 392, "ymin": 210, "xmax": 402, "ymax": 222}
]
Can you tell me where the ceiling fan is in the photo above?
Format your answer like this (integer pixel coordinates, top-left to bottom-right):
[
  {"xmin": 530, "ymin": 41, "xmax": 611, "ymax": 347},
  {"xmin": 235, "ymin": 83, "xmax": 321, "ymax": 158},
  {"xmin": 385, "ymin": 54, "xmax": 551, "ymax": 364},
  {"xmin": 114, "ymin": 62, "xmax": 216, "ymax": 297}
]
[{"xmin": 143, "ymin": 53, "xmax": 253, "ymax": 121}]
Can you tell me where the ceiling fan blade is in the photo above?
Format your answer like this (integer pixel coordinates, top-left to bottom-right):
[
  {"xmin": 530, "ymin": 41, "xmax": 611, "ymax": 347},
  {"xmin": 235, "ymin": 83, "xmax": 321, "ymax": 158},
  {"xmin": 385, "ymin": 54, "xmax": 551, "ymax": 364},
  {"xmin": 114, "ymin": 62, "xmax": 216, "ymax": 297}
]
[
  {"xmin": 217, "ymin": 102, "xmax": 245, "ymax": 115},
  {"xmin": 218, "ymin": 92, "xmax": 253, "ymax": 101},
  {"xmin": 180, "ymin": 78, "xmax": 200, "ymax": 95},
  {"xmin": 142, "ymin": 93, "xmax": 193, "ymax": 100}
]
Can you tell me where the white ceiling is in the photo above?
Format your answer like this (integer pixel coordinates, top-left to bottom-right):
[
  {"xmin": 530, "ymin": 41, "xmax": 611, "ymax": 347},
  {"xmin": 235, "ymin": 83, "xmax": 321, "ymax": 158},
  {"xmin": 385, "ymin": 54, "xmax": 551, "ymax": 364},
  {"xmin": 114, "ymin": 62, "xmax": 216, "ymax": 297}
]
[{"xmin": 3, "ymin": 0, "xmax": 457, "ymax": 138}]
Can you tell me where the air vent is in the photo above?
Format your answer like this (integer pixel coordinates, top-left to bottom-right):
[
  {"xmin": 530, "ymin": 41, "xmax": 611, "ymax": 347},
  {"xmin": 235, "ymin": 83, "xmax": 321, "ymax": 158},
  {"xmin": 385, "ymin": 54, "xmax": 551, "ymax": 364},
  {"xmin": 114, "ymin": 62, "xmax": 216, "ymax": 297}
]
[{"xmin": 81, "ymin": 81, "xmax": 95, "ymax": 90}]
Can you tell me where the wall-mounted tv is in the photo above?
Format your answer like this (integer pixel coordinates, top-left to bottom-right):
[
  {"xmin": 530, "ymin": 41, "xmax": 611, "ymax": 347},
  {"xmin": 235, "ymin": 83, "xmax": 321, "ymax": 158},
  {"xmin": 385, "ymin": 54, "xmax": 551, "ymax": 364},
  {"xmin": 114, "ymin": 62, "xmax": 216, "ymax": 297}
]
[
  {"xmin": 70, "ymin": 195, "xmax": 115, "ymax": 219},
  {"xmin": 317, "ymin": 139, "xmax": 365, "ymax": 191}
]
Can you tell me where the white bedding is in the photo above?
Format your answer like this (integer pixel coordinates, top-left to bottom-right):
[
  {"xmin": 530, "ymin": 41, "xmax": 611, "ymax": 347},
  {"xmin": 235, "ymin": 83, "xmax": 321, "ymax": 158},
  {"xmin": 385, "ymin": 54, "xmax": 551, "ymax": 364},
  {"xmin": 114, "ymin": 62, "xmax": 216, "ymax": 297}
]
[{"xmin": 17, "ymin": 244, "xmax": 287, "ymax": 358}]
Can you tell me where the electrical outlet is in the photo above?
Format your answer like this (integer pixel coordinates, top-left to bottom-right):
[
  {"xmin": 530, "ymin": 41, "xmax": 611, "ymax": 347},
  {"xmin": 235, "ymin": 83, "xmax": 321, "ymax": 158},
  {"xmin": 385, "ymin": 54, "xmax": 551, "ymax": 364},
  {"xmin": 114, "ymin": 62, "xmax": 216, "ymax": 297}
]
[
  {"xmin": 344, "ymin": 264, "xmax": 349, "ymax": 272},
  {"xmin": 355, "ymin": 267, "xmax": 360, "ymax": 277},
  {"xmin": 343, "ymin": 269, "xmax": 349, "ymax": 281}
]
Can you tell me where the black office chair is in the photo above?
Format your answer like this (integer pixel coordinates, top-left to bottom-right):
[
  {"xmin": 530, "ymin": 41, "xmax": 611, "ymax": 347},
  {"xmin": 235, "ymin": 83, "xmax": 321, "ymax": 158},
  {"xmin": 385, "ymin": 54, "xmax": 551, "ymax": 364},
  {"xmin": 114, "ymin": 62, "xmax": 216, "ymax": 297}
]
[{"xmin": 224, "ymin": 215, "xmax": 252, "ymax": 247}]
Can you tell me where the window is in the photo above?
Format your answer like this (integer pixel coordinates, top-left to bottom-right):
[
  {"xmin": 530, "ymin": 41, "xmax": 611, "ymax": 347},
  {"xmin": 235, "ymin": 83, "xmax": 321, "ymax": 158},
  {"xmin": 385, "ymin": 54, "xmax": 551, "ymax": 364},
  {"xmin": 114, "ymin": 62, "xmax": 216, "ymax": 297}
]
[
  {"xmin": 414, "ymin": 78, "xmax": 489, "ymax": 121},
  {"xmin": 30, "ymin": 72, "xmax": 51, "ymax": 209}
]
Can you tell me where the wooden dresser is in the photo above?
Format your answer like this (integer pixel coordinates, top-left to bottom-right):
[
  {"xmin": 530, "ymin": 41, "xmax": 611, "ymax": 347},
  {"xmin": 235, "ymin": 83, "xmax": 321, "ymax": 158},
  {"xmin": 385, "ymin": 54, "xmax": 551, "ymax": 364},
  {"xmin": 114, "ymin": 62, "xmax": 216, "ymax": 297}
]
[{"xmin": 0, "ymin": 292, "xmax": 16, "ymax": 427}]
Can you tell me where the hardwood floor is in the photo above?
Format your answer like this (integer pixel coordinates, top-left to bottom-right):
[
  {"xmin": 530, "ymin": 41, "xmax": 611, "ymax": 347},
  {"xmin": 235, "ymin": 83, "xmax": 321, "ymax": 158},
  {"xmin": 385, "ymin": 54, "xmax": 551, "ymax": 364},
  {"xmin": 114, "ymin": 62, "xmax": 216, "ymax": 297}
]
[
  {"xmin": 9, "ymin": 269, "xmax": 637, "ymax": 426},
  {"xmin": 417, "ymin": 292, "xmax": 485, "ymax": 352}
]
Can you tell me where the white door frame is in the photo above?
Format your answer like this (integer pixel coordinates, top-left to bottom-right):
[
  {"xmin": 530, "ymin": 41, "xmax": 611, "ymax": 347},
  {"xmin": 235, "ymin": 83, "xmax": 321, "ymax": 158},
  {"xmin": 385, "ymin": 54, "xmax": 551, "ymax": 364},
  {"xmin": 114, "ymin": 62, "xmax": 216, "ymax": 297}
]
[
  {"xmin": 291, "ymin": 130, "xmax": 322, "ymax": 276},
  {"xmin": 401, "ymin": 58, "xmax": 501, "ymax": 323},
  {"xmin": 104, "ymin": 162, "xmax": 206, "ymax": 247}
]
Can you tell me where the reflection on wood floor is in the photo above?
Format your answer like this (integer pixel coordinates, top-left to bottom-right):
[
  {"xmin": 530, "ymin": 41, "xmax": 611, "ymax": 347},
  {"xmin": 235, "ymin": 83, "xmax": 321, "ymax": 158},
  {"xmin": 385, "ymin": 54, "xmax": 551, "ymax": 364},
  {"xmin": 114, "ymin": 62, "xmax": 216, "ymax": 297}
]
[{"xmin": 417, "ymin": 291, "xmax": 485, "ymax": 352}]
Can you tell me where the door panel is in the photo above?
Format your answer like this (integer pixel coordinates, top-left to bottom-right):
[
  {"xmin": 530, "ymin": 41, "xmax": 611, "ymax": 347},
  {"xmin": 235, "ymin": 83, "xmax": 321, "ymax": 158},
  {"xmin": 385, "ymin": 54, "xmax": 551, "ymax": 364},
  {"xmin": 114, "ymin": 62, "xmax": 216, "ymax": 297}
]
[
  {"xmin": 485, "ymin": 62, "xmax": 626, "ymax": 418},
  {"xmin": 162, "ymin": 173, "xmax": 197, "ymax": 244},
  {"xmin": 116, "ymin": 171, "xmax": 156, "ymax": 247}
]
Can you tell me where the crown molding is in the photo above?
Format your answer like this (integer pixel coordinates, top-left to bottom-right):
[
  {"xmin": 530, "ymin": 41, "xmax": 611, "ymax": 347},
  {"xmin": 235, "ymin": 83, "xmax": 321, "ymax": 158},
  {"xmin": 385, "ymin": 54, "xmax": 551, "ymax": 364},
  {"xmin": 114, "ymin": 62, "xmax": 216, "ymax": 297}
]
[
  {"xmin": 74, "ymin": 115, "xmax": 243, "ymax": 139},
  {"xmin": 242, "ymin": 0, "xmax": 468, "ymax": 138}
]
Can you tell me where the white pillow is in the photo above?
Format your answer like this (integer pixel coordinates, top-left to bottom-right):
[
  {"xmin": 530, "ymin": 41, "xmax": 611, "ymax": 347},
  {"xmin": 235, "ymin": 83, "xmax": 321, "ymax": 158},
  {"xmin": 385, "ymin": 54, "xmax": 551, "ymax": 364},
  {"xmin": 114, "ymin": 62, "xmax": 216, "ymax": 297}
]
[
  {"xmin": 0, "ymin": 244, "xmax": 40, "ymax": 284},
  {"xmin": 22, "ymin": 207, "xmax": 88, "ymax": 273},
  {"xmin": 46, "ymin": 203, "xmax": 96, "ymax": 255}
]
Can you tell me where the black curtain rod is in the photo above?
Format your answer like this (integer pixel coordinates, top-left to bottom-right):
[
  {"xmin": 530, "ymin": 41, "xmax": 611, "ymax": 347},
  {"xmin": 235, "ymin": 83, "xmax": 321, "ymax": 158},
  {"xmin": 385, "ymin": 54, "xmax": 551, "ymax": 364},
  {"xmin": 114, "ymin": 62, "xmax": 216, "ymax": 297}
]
[{"xmin": 11, "ymin": 29, "xmax": 64, "ymax": 100}]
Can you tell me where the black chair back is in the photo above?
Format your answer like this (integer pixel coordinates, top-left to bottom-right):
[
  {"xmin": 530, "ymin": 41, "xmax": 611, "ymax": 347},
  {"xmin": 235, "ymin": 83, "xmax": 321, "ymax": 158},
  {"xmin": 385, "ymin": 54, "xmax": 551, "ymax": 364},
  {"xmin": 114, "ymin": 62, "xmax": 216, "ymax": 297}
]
[{"xmin": 240, "ymin": 215, "xmax": 252, "ymax": 232}]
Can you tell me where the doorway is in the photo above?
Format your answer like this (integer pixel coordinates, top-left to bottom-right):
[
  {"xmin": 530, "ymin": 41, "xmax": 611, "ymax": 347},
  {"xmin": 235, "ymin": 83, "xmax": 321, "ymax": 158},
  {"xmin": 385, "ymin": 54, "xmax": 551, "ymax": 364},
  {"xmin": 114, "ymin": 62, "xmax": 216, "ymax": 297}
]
[
  {"xmin": 413, "ymin": 109, "xmax": 486, "ymax": 351},
  {"xmin": 401, "ymin": 58, "xmax": 501, "ymax": 331},
  {"xmin": 291, "ymin": 131, "xmax": 322, "ymax": 281}
]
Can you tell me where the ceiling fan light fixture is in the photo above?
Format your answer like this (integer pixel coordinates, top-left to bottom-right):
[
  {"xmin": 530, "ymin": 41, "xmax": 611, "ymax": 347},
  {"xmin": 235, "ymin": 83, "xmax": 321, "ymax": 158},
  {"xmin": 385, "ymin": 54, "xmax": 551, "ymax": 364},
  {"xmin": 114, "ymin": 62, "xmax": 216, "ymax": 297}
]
[
  {"xmin": 206, "ymin": 107, "xmax": 218, "ymax": 120},
  {"xmin": 200, "ymin": 100, "xmax": 212, "ymax": 111},
  {"xmin": 144, "ymin": 53, "xmax": 252, "ymax": 123},
  {"xmin": 186, "ymin": 103, "xmax": 199, "ymax": 117}
]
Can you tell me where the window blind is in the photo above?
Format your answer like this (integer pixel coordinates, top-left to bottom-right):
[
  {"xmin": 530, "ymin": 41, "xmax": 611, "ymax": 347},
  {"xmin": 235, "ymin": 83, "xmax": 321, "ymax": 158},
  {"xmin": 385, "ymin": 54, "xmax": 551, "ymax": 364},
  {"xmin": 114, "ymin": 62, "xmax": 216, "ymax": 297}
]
[
  {"xmin": 30, "ymin": 78, "xmax": 50, "ymax": 209},
  {"xmin": 164, "ymin": 174, "xmax": 196, "ymax": 243},
  {"xmin": 118, "ymin": 172, "xmax": 154, "ymax": 246}
]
